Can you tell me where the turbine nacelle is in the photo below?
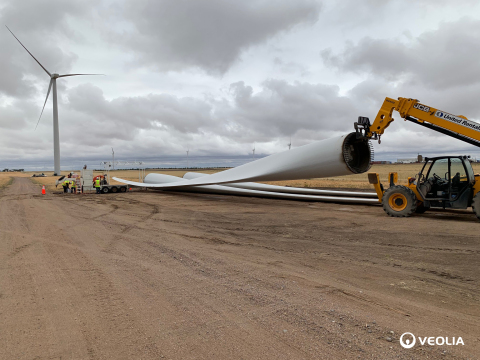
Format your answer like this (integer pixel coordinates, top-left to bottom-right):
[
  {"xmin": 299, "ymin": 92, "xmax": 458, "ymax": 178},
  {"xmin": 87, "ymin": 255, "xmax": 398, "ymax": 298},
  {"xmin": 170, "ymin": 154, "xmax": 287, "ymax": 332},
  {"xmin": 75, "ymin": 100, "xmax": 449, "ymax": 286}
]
[{"xmin": 51, "ymin": 73, "xmax": 60, "ymax": 79}]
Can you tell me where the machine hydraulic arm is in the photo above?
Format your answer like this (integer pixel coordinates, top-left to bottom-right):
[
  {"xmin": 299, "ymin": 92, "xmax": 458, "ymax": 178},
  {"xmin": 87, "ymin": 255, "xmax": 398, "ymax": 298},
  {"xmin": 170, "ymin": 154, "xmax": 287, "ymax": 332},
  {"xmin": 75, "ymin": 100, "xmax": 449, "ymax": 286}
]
[{"xmin": 355, "ymin": 97, "xmax": 480, "ymax": 147}]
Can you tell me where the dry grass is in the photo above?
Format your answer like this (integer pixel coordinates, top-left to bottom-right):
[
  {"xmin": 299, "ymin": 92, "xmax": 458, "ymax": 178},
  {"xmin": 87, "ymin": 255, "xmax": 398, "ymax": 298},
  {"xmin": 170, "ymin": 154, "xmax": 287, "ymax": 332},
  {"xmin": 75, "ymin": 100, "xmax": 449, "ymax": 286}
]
[
  {"xmin": 265, "ymin": 163, "xmax": 480, "ymax": 189},
  {"xmin": 0, "ymin": 173, "xmax": 15, "ymax": 190},
  {"xmin": 11, "ymin": 162, "xmax": 480, "ymax": 193}
]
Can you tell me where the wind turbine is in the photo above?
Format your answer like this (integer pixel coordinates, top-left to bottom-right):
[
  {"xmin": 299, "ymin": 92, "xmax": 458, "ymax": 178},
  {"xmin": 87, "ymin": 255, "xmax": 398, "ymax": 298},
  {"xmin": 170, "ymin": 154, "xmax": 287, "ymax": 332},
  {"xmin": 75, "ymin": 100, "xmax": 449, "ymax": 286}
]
[
  {"xmin": 252, "ymin": 143, "xmax": 255, "ymax": 159},
  {"xmin": 186, "ymin": 149, "xmax": 190, "ymax": 168},
  {"xmin": 6, "ymin": 26, "xmax": 103, "ymax": 176},
  {"xmin": 112, "ymin": 148, "xmax": 115, "ymax": 170},
  {"xmin": 288, "ymin": 137, "xmax": 292, "ymax": 150}
]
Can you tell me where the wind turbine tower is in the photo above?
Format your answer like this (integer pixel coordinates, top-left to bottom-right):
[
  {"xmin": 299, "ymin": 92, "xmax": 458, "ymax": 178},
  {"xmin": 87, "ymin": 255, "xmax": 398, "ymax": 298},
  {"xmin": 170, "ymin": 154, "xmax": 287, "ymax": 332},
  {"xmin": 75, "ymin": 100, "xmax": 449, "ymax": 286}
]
[
  {"xmin": 6, "ymin": 26, "xmax": 103, "ymax": 176},
  {"xmin": 186, "ymin": 149, "xmax": 190, "ymax": 168},
  {"xmin": 288, "ymin": 137, "xmax": 292, "ymax": 150},
  {"xmin": 252, "ymin": 144, "xmax": 256, "ymax": 159},
  {"xmin": 112, "ymin": 148, "xmax": 115, "ymax": 170}
]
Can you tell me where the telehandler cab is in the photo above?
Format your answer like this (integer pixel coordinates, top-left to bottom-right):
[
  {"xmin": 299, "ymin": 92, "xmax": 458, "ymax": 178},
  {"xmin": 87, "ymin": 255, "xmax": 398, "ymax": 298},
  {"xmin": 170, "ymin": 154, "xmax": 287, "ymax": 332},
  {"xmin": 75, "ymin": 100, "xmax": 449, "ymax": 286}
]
[{"xmin": 368, "ymin": 156, "xmax": 480, "ymax": 219}]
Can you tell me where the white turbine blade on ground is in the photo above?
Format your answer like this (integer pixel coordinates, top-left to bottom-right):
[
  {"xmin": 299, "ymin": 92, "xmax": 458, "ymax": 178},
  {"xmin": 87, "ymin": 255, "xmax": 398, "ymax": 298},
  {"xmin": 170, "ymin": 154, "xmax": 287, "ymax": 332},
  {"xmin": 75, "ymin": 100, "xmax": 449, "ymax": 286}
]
[
  {"xmin": 113, "ymin": 132, "xmax": 373, "ymax": 189},
  {"xmin": 6, "ymin": 25, "xmax": 51, "ymax": 76},
  {"xmin": 181, "ymin": 172, "xmax": 378, "ymax": 198},
  {"xmin": 114, "ymin": 176, "xmax": 379, "ymax": 204},
  {"xmin": 58, "ymin": 74, "xmax": 105, "ymax": 78},
  {"xmin": 35, "ymin": 79, "xmax": 53, "ymax": 130}
]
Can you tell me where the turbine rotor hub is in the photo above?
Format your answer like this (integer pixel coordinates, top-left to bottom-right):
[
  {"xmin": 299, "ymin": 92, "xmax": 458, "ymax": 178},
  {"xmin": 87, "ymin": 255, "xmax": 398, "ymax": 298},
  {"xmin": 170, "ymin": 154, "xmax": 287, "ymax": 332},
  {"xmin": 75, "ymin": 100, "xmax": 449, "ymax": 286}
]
[{"xmin": 52, "ymin": 73, "xmax": 59, "ymax": 78}]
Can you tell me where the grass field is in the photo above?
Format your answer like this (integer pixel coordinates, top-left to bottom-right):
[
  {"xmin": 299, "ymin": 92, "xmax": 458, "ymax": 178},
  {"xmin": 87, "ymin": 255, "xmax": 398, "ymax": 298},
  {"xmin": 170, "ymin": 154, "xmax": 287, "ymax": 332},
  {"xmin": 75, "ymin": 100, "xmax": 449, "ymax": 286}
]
[
  {"xmin": 0, "ymin": 173, "xmax": 15, "ymax": 190},
  {"xmin": 9, "ymin": 162, "xmax": 480, "ymax": 193}
]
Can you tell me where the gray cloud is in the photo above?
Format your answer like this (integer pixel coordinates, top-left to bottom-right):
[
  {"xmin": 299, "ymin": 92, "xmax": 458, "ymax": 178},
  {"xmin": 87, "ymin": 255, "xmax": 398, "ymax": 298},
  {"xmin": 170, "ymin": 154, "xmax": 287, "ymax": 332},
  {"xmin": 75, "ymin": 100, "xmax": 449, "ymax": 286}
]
[
  {"xmin": 67, "ymin": 83, "xmax": 216, "ymax": 138},
  {"xmin": 68, "ymin": 79, "xmax": 360, "ymax": 150},
  {"xmin": 117, "ymin": 0, "xmax": 321, "ymax": 75},
  {"xmin": 2, "ymin": 0, "xmax": 480, "ymax": 168},
  {"xmin": 220, "ymin": 79, "xmax": 355, "ymax": 140},
  {"xmin": 0, "ymin": 0, "xmax": 97, "ymax": 98},
  {"xmin": 321, "ymin": 18, "xmax": 480, "ymax": 89}
]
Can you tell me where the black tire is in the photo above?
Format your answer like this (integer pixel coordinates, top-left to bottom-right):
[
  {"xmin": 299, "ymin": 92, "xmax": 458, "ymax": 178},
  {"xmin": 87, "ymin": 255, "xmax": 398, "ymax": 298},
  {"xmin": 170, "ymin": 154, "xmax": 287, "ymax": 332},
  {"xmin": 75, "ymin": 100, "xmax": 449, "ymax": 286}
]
[
  {"xmin": 120, "ymin": 186, "xmax": 127, "ymax": 193},
  {"xmin": 111, "ymin": 186, "xmax": 118, "ymax": 193},
  {"xmin": 102, "ymin": 187, "xmax": 110, "ymax": 194},
  {"xmin": 415, "ymin": 202, "xmax": 430, "ymax": 214},
  {"xmin": 382, "ymin": 185, "xmax": 417, "ymax": 217},
  {"xmin": 472, "ymin": 193, "xmax": 480, "ymax": 220}
]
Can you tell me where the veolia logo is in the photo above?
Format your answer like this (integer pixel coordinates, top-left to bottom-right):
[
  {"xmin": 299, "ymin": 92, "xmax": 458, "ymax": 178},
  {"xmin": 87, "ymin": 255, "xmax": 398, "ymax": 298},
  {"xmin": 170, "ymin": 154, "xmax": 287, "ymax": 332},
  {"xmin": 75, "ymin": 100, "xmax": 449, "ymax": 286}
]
[
  {"xmin": 400, "ymin": 333, "xmax": 416, "ymax": 349},
  {"xmin": 400, "ymin": 332, "xmax": 465, "ymax": 349}
]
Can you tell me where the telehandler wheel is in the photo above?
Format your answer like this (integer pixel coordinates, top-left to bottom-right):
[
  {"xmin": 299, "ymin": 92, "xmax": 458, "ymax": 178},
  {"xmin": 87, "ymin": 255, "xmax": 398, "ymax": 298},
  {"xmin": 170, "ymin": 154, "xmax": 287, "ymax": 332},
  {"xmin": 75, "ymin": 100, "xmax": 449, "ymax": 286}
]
[
  {"xmin": 472, "ymin": 193, "xmax": 480, "ymax": 220},
  {"xmin": 415, "ymin": 202, "xmax": 430, "ymax": 214},
  {"xmin": 382, "ymin": 185, "xmax": 417, "ymax": 217}
]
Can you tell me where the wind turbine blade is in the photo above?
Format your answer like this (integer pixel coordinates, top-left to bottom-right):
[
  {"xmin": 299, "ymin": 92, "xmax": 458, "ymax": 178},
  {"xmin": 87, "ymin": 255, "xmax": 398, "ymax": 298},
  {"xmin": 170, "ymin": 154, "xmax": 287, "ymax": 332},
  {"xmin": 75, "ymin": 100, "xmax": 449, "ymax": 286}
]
[
  {"xmin": 35, "ymin": 79, "xmax": 53, "ymax": 130},
  {"xmin": 58, "ymin": 74, "xmax": 105, "ymax": 78},
  {"xmin": 6, "ymin": 25, "xmax": 51, "ymax": 77}
]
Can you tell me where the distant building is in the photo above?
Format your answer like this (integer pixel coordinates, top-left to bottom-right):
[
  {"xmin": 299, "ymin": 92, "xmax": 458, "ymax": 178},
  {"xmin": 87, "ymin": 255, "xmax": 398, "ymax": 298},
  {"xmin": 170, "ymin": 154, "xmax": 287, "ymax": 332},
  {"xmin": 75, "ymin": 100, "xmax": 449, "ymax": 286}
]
[
  {"xmin": 396, "ymin": 158, "xmax": 417, "ymax": 164},
  {"xmin": 371, "ymin": 161, "xmax": 392, "ymax": 165}
]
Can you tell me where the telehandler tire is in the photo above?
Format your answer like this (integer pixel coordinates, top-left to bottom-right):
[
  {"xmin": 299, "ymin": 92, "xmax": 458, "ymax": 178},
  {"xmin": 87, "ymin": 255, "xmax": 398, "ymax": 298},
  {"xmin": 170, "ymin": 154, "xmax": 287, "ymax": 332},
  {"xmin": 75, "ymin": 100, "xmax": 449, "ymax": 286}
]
[
  {"xmin": 472, "ymin": 193, "xmax": 480, "ymax": 220},
  {"xmin": 382, "ymin": 185, "xmax": 417, "ymax": 217}
]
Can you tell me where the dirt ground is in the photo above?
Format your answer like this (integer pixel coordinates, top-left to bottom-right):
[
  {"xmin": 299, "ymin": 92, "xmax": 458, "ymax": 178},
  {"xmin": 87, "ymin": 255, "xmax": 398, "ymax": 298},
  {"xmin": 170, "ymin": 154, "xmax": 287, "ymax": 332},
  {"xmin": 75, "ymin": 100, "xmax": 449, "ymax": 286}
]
[{"xmin": 0, "ymin": 176, "xmax": 478, "ymax": 359}]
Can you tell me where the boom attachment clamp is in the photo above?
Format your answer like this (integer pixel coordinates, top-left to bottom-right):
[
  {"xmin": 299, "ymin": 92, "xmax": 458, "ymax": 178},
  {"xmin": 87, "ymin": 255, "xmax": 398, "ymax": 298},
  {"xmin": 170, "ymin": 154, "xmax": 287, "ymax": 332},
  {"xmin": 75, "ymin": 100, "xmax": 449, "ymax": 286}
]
[{"xmin": 355, "ymin": 116, "xmax": 381, "ymax": 143}]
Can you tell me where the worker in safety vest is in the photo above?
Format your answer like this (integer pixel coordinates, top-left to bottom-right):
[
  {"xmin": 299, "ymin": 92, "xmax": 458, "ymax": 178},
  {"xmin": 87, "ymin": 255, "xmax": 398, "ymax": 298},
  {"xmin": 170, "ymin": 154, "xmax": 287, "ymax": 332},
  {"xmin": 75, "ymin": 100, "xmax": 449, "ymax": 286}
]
[
  {"xmin": 70, "ymin": 180, "xmax": 76, "ymax": 194},
  {"xmin": 62, "ymin": 179, "xmax": 69, "ymax": 193},
  {"xmin": 94, "ymin": 177, "xmax": 101, "ymax": 194}
]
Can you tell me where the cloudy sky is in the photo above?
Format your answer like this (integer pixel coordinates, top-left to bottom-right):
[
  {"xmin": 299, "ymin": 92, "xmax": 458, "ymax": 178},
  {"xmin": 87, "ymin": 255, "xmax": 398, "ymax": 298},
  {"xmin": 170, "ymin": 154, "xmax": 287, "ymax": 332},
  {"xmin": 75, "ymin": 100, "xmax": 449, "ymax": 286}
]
[{"xmin": 1, "ymin": 0, "xmax": 480, "ymax": 169}]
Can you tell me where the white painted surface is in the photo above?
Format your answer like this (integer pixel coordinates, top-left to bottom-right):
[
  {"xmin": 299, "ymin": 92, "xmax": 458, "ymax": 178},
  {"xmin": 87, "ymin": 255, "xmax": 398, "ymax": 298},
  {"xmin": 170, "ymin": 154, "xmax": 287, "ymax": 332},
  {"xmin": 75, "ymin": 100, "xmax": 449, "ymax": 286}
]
[
  {"xmin": 114, "ymin": 133, "xmax": 372, "ymax": 189},
  {"xmin": 181, "ymin": 172, "xmax": 377, "ymax": 198},
  {"xmin": 136, "ymin": 173, "xmax": 379, "ymax": 204}
]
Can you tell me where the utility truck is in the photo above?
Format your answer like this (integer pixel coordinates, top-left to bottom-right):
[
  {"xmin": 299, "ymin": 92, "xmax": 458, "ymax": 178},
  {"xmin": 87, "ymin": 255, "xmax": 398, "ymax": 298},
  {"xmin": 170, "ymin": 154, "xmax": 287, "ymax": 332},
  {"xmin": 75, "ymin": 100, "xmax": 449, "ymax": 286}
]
[{"xmin": 83, "ymin": 169, "xmax": 127, "ymax": 193}]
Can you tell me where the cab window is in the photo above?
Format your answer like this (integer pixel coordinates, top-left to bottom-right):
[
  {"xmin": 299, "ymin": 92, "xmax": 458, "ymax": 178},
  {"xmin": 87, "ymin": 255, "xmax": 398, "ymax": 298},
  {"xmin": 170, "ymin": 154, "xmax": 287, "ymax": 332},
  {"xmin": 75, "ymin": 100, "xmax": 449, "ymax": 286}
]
[
  {"xmin": 427, "ymin": 159, "xmax": 448, "ymax": 180},
  {"xmin": 450, "ymin": 158, "xmax": 467, "ymax": 188},
  {"xmin": 465, "ymin": 160, "xmax": 475, "ymax": 184}
]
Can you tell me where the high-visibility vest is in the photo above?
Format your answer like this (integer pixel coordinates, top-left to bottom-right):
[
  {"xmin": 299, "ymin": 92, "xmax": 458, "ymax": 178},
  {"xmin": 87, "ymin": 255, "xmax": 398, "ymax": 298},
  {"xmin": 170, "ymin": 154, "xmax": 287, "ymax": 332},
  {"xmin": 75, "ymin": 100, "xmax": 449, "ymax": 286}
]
[
  {"xmin": 63, "ymin": 180, "xmax": 69, "ymax": 186},
  {"xmin": 95, "ymin": 179, "xmax": 101, "ymax": 188},
  {"xmin": 71, "ymin": 181, "xmax": 76, "ymax": 188}
]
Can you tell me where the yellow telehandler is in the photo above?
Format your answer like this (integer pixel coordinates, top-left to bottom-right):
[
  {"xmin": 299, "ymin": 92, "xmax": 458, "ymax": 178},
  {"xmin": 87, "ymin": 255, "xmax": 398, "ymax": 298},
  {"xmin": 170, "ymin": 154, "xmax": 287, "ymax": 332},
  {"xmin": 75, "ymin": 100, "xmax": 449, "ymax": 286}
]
[{"xmin": 355, "ymin": 97, "xmax": 480, "ymax": 219}]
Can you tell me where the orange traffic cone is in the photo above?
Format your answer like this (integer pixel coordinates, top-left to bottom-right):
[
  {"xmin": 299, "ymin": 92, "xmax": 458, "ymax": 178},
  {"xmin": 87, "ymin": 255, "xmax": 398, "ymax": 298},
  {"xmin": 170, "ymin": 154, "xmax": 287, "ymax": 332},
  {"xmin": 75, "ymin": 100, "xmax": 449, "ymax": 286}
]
[{"xmin": 42, "ymin": 185, "xmax": 46, "ymax": 195}]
